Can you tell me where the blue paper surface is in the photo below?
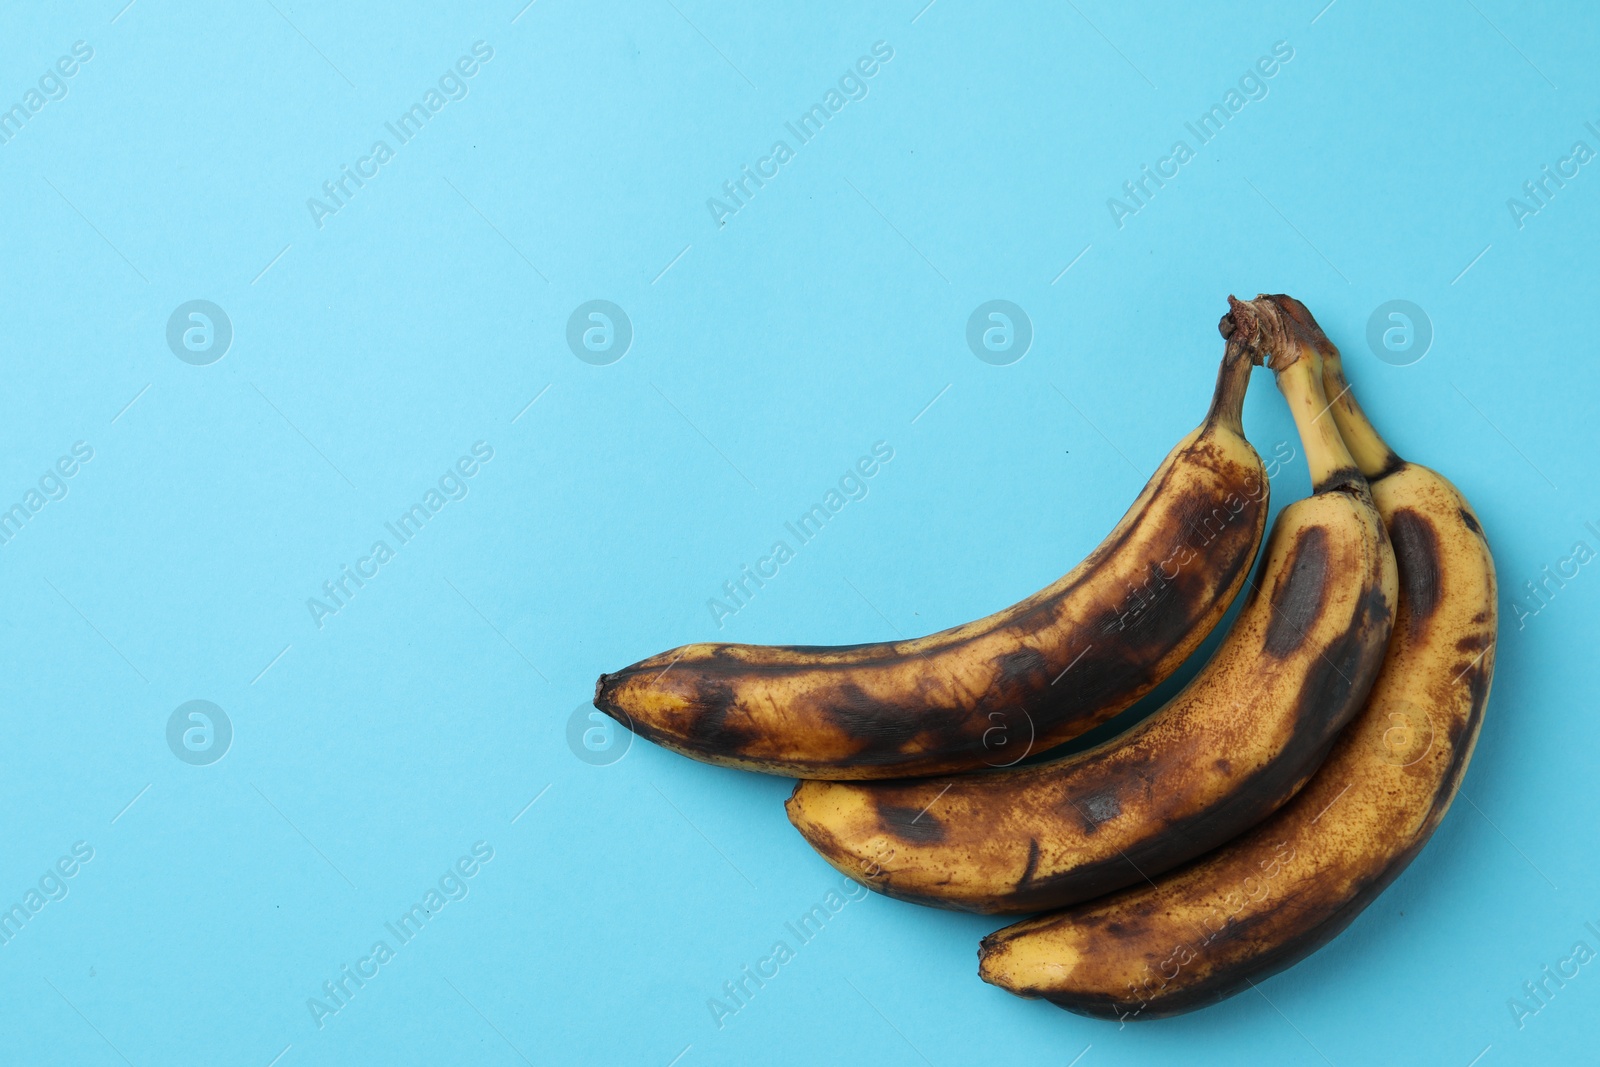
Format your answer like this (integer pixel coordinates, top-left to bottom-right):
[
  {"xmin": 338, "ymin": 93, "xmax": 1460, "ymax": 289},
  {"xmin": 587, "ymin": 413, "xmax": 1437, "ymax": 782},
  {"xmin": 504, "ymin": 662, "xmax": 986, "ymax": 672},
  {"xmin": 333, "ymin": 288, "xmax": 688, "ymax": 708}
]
[{"xmin": 1, "ymin": 2, "xmax": 1596, "ymax": 1064}]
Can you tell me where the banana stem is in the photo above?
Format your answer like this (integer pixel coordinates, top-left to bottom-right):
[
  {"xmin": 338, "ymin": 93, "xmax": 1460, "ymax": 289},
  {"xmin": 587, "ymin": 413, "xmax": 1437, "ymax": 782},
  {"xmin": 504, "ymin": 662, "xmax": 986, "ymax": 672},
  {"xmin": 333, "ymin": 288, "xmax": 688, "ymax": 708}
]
[
  {"xmin": 1219, "ymin": 294, "xmax": 1361, "ymax": 494},
  {"xmin": 1277, "ymin": 354, "xmax": 1360, "ymax": 492},
  {"xmin": 1203, "ymin": 338, "xmax": 1255, "ymax": 433},
  {"xmin": 1320, "ymin": 351, "xmax": 1404, "ymax": 480}
]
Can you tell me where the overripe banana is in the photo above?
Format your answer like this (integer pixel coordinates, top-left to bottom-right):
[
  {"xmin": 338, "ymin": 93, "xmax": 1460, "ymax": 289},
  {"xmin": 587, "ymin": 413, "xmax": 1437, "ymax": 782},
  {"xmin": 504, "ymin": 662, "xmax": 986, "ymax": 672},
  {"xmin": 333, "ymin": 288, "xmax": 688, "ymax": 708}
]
[
  {"xmin": 595, "ymin": 341, "xmax": 1268, "ymax": 779},
  {"xmin": 784, "ymin": 304, "xmax": 1397, "ymax": 913},
  {"xmin": 977, "ymin": 295, "xmax": 1497, "ymax": 1019}
]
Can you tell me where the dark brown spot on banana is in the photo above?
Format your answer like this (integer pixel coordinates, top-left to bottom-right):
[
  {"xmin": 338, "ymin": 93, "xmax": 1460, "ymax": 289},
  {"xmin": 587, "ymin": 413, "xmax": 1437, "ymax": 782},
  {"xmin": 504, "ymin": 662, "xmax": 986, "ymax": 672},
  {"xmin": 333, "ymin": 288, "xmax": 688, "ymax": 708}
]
[
  {"xmin": 879, "ymin": 804, "xmax": 946, "ymax": 844},
  {"xmin": 1314, "ymin": 464, "xmax": 1367, "ymax": 495},
  {"xmin": 1018, "ymin": 840, "xmax": 1042, "ymax": 887},
  {"xmin": 1389, "ymin": 508, "xmax": 1442, "ymax": 637},
  {"xmin": 1262, "ymin": 526, "xmax": 1330, "ymax": 657}
]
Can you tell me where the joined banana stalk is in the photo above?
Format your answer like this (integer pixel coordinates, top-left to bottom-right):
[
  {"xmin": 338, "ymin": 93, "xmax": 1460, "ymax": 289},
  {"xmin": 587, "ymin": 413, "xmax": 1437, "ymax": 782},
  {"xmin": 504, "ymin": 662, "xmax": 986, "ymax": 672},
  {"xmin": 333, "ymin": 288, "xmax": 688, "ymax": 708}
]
[
  {"xmin": 785, "ymin": 308, "xmax": 1397, "ymax": 912},
  {"xmin": 595, "ymin": 341, "xmax": 1268, "ymax": 779},
  {"xmin": 978, "ymin": 295, "xmax": 1497, "ymax": 1019}
]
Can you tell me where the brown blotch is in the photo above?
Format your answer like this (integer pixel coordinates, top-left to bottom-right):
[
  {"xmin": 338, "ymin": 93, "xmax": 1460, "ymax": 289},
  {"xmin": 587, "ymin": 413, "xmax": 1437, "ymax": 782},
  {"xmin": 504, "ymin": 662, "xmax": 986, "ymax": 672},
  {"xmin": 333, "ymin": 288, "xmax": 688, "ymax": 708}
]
[
  {"xmin": 1315, "ymin": 465, "xmax": 1366, "ymax": 495},
  {"xmin": 1263, "ymin": 526, "xmax": 1331, "ymax": 657},
  {"xmin": 1389, "ymin": 509, "xmax": 1442, "ymax": 638},
  {"xmin": 878, "ymin": 803, "xmax": 947, "ymax": 844},
  {"xmin": 1459, "ymin": 507, "xmax": 1484, "ymax": 538},
  {"xmin": 1017, "ymin": 839, "xmax": 1042, "ymax": 888}
]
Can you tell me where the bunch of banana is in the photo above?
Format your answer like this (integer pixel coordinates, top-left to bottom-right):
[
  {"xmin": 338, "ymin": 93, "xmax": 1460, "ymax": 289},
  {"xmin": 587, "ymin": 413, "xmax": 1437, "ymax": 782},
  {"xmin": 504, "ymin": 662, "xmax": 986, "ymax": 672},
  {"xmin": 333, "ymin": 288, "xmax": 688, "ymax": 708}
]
[
  {"xmin": 595, "ymin": 338, "xmax": 1268, "ymax": 778},
  {"xmin": 594, "ymin": 294, "xmax": 1492, "ymax": 1019},
  {"xmin": 978, "ymin": 295, "xmax": 1497, "ymax": 1018},
  {"xmin": 784, "ymin": 305, "xmax": 1396, "ymax": 913}
]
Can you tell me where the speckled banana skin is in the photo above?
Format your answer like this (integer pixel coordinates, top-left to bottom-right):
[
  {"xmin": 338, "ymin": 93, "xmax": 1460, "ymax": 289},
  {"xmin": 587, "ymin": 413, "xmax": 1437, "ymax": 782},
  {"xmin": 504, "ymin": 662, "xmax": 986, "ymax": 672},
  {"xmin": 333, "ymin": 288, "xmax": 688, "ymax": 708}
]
[
  {"xmin": 979, "ymin": 295, "xmax": 1496, "ymax": 1020},
  {"xmin": 786, "ymin": 310, "xmax": 1397, "ymax": 911},
  {"xmin": 596, "ymin": 342, "xmax": 1268, "ymax": 779}
]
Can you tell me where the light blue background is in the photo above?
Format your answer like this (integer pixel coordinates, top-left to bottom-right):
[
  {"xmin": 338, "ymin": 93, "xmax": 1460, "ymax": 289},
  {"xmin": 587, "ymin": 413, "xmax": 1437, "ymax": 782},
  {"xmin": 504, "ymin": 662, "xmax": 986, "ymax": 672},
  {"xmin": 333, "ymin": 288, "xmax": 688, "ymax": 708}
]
[{"xmin": 1, "ymin": 1, "xmax": 1595, "ymax": 1064}]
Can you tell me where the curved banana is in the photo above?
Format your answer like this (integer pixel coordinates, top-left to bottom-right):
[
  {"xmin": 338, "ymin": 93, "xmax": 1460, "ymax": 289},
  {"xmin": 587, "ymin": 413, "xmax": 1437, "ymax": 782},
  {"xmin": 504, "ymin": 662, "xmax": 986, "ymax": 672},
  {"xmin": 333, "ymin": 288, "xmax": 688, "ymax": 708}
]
[
  {"xmin": 978, "ymin": 295, "xmax": 1497, "ymax": 1020},
  {"xmin": 595, "ymin": 341, "xmax": 1268, "ymax": 779},
  {"xmin": 785, "ymin": 314, "xmax": 1397, "ymax": 911}
]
